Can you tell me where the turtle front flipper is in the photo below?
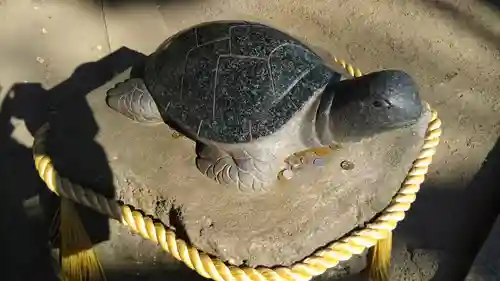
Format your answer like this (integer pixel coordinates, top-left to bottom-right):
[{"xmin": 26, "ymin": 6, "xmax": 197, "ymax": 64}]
[
  {"xmin": 106, "ymin": 78, "xmax": 163, "ymax": 125},
  {"xmin": 195, "ymin": 143, "xmax": 276, "ymax": 193}
]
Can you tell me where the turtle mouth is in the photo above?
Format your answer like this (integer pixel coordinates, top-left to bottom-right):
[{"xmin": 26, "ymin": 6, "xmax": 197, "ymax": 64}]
[{"xmin": 328, "ymin": 110, "xmax": 424, "ymax": 143}]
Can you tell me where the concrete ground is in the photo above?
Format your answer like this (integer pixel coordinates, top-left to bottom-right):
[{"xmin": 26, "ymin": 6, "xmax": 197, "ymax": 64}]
[{"xmin": 0, "ymin": 0, "xmax": 499, "ymax": 280}]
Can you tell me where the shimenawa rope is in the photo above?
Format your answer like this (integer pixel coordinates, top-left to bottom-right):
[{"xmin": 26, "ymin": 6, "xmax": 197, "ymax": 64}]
[{"xmin": 32, "ymin": 58, "xmax": 442, "ymax": 281}]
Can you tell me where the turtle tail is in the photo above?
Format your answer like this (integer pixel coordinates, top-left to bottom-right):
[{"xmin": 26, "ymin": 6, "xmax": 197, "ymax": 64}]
[
  {"xmin": 106, "ymin": 78, "xmax": 163, "ymax": 125},
  {"xmin": 195, "ymin": 144, "xmax": 275, "ymax": 193}
]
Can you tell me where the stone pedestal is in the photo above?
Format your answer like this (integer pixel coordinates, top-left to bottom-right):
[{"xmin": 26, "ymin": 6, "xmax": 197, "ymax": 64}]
[{"xmin": 45, "ymin": 68, "xmax": 430, "ymax": 279}]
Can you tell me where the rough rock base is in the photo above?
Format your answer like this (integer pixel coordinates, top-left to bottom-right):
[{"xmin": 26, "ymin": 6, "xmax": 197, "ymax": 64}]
[{"xmin": 46, "ymin": 67, "xmax": 430, "ymax": 278}]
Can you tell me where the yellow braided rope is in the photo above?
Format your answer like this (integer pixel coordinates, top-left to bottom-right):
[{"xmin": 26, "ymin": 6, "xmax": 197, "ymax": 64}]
[{"xmin": 32, "ymin": 59, "xmax": 442, "ymax": 281}]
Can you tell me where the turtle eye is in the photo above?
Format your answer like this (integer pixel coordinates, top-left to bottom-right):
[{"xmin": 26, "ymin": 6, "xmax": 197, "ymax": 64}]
[{"xmin": 372, "ymin": 99, "xmax": 392, "ymax": 108}]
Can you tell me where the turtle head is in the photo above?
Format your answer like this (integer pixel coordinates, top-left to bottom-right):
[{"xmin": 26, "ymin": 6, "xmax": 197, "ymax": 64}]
[{"xmin": 327, "ymin": 69, "xmax": 423, "ymax": 142}]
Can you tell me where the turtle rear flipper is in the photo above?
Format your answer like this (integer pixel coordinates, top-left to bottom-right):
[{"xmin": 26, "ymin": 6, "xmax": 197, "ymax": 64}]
[{"xmin": 106, "ymin": 78, "xmax": 163, "ymax": 125}]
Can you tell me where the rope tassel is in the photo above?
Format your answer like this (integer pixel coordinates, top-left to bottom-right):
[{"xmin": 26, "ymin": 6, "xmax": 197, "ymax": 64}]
[
  {"xmin": 368, "ymin": 230, "xmax": 392, "ymax": 281},
  {"xmin": 59, "ymin": 198, "xmax": 106, "ymax": 281}
]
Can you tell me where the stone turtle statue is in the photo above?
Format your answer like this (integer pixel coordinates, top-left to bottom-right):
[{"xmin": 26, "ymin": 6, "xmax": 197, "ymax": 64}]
[{"xmin": 106, "ymin": 20, "xmax": 423, "ymax": 192}]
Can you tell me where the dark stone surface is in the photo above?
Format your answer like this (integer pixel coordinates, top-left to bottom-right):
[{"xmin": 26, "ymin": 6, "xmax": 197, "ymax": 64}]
[
  {"xmin": 327, "ymin": 70, "xmax": 424, "ymax": 143},
  {"xmin": 143, "ymin": 21, "xmax": 341, "ymax": 143}
]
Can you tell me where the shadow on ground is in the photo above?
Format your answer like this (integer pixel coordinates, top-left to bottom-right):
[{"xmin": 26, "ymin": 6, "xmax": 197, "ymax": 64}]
[
  {"xmin": 480, "ymin": 0, "xmax": 500, "ymax": 10},
  {"xmin": 0, "ymin": 47, "xmax": 144, "ymax": 280},
  {"xmin": 396, "ymin": 137, "xmax": 500, "ymax": 281},
  {"xmin": 0, "ymin": 92, "xmax": 56, "ymax": 280}
]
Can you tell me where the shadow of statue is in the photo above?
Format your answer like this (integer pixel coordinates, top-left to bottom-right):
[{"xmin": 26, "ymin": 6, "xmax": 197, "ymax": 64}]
[{"xmin": 0, "ymin": 47, "xmax": 145, "ymax": 280}]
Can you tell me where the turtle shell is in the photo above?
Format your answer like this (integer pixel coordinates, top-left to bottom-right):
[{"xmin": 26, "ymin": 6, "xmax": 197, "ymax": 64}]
[{"xmin": 144, "ymin": 21, "xmax": 341, "ymax": 143}]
